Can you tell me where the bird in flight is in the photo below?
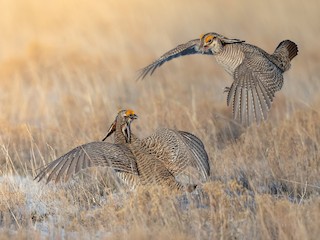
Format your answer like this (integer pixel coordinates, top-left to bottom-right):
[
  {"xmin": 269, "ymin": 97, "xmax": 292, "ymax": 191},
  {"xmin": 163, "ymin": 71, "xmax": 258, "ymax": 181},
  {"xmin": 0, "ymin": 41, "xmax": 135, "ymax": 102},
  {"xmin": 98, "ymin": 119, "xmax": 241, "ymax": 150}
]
[{"xmin": 138, "ymin": 32, "xmax": 298, "ymax": 125}]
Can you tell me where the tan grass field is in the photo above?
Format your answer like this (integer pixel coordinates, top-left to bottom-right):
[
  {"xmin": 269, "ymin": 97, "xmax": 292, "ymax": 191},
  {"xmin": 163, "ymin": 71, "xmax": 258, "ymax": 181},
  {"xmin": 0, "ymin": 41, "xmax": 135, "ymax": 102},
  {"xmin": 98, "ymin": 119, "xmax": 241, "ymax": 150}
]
[{"xmin": 0, "ymin": 0, "xmax": 319, "ymax": 239}]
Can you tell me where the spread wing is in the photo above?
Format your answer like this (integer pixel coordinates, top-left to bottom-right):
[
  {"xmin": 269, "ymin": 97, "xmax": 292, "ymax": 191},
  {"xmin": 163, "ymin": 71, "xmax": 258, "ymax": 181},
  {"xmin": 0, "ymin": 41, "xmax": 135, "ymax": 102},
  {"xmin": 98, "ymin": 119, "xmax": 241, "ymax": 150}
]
[
  {"xmin": 142, "ymin": 128, "xmax": 210, "ymax": 181},
  {"xmin": 177, "ymin": 130, "xmax": 210, "ymax": 179},
  {"xmin": 226, "ymin": 52, "xmax": 284, "ymax": 125},
  {"xmin": 138, "ymin": 39, "xmax": 212, "ymax": 80},
  {"xmin": 34, "ymin": 142, "xmax": 138, "ymax": 183}
]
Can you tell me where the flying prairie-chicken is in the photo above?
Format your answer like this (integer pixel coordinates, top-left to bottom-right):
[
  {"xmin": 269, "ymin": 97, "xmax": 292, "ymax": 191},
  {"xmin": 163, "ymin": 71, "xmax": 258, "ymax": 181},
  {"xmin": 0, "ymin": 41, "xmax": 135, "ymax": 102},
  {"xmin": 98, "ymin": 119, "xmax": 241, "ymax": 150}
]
[
  {"xmin": 138, "ymin": 32, "xmax": 298, "ymax": 125},
  {"xmin": 35, "ymin": 110, "xmax": 210, "ymax": 192}
]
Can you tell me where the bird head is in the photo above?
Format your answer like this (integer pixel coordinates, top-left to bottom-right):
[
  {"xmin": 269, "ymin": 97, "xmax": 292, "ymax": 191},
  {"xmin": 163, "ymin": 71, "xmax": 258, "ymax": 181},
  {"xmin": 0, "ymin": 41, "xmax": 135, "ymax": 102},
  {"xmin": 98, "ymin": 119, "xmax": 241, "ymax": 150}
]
[
  {"xmin": 102, "ymin": 109, "xmax": 138, "ymax": 142},
  {"xmin": 199, "ymin": 32, "xmax": 245, "ymax": 54}
]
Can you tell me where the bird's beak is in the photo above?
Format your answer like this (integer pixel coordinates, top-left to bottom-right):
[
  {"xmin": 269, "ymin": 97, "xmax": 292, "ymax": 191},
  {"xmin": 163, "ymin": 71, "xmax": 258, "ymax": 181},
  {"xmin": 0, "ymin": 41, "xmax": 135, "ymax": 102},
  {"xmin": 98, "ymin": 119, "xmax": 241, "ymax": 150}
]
[{"xmin": 199, "ymin": 42, "xmax": 210, "ymax": 54}]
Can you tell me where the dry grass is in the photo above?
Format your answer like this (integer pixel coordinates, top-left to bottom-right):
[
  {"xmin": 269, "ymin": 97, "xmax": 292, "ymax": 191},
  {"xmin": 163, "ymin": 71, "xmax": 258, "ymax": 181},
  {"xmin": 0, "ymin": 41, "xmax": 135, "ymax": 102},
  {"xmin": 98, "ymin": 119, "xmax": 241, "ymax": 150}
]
[{"xmin": 0, "ymin": 0, "xmax": 319, "ymax": 239}]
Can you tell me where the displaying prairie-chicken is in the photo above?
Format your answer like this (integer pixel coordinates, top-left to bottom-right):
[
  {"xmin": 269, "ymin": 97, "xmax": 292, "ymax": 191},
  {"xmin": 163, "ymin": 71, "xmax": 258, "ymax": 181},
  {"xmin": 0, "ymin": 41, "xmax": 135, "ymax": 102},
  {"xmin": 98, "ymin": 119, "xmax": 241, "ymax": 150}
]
[
  {"xmin": 34, "ymin": 110, "xmax": 210, "ymax": 192},
  {"xmin": 138, "ymin": 32, "xmax": 298, "ymax": 125}
]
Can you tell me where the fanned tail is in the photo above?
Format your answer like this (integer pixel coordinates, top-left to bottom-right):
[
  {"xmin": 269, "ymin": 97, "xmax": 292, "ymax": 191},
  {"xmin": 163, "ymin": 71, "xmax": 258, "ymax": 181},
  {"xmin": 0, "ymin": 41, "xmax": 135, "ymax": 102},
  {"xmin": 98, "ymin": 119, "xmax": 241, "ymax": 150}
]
[{"xmin": 272, "ymin": 40, "xmax": 298, "ymax": 72}]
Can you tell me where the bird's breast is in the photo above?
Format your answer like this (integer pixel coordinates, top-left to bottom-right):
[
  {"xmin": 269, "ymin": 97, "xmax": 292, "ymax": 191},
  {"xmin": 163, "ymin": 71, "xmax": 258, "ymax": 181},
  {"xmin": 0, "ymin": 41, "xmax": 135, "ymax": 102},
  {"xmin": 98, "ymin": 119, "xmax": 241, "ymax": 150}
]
[{"xmin": 214, "ymin": 44, "xmax": 245, "ymax": 76}]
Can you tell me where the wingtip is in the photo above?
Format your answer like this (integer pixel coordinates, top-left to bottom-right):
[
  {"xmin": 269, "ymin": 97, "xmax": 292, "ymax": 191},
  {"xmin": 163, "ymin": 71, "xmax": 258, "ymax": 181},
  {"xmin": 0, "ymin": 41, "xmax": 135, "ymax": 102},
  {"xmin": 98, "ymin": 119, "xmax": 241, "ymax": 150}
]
[
  {"xmin": 136, "ymin": 68, "xmax": 147, "ymax": 81},
  {"xmin": 136, "ymin": 67, "xmax": 152, "ymax": 81},
  {"xmin": 34, "ymin": 172, "xmax": 44, "ymax": 183}
]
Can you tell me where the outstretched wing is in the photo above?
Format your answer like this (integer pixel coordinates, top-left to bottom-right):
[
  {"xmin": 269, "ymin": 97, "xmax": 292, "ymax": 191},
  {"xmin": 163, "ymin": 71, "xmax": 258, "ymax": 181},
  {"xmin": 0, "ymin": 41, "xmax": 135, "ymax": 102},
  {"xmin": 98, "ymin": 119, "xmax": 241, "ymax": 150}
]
[
  {"xmin": 138, "ymin": 39, "xmax": 212, "ymax": 80},
  {"xmin": 226, "ymin": 51, "xmax": 284, "ymax": 125},
  {"xmin": 177, "ymin": 131, "xmax": 210, "ymax": 179},
  {"xmin": 142, "ymin": 128, "xmax": 210, "ymax": 181},
  {"xmin": 34, "ymin": 142, "xmax": 138, "ymax": 183}
]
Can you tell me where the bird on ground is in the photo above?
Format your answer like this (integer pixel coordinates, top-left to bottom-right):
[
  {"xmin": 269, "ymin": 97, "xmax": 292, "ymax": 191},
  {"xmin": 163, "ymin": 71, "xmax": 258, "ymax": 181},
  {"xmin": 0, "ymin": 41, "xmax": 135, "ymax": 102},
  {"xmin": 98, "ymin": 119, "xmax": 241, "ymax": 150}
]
[
  {"xmin": 138, "ymin": 32, "xmax": 298, "ymax": 125},
  {"xmin": 34, "ymin": 110, "xmax": 210, "ymax": 192}
]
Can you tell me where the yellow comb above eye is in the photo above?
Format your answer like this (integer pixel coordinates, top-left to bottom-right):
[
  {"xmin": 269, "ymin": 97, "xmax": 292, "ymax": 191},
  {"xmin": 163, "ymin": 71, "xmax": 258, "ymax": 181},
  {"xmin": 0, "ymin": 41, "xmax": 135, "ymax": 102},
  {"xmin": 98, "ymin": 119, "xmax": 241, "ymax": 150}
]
[
  {"xmin": 205, "ymin": 35, "xmax": 214, "ymax": 43},
  {"xmin": 199, "ymin": 33, "xmax": 204, "ymax": 39},
  {"xmin": 125, "ymin": 109, "xmax": 135, "ymax": 116}
]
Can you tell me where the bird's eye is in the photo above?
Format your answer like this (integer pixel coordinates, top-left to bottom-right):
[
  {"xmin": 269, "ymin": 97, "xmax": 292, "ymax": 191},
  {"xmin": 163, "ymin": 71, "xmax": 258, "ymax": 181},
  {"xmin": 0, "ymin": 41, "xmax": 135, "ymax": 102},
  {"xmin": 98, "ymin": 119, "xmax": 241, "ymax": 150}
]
[{"xmin": 205, "ymin": 36, "xmax": 214, "ymax": 44}]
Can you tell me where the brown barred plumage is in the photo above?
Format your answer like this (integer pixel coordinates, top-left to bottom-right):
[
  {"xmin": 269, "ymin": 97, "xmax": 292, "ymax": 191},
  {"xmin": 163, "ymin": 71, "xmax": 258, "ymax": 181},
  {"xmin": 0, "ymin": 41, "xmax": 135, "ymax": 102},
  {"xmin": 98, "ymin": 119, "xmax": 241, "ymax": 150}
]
[
  {"xmin": 138, "ymin": 32, "xmax": 298, "ymax": 125},
  {"xmin": 34, "ymin": 110, "xmax": 210, "ymax": 192}
]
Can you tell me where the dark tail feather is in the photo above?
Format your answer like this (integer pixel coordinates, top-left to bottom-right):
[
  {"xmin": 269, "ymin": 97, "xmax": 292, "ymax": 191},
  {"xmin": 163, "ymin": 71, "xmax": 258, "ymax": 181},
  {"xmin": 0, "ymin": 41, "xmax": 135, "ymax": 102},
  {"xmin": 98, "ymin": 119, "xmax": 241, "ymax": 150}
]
[
  {"xmin": 273, "ymin": 40, "xmax": 298, "ymax": 71},
  {"xmin": 274, "ymin": 40, "xmax": 298, "ymax": 60}
]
